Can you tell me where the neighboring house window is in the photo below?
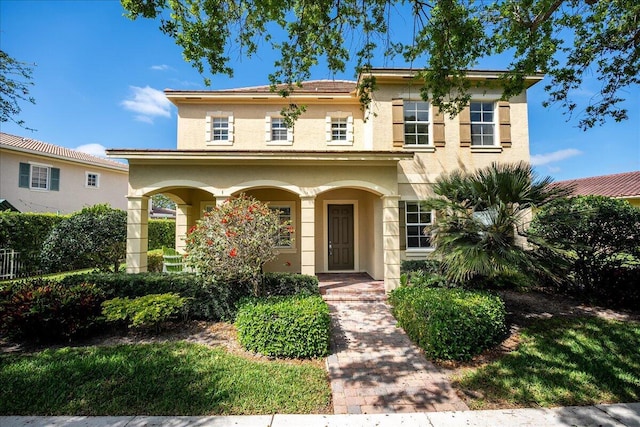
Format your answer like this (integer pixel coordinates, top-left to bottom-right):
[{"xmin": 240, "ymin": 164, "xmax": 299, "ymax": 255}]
[
  {"xmin": 271, "ymin": 118, "xmax": 288, "ymax": 141},
  {"xmin": 265, "ymin": 115, "xmax": 293, "ymax": 145},
  {"xmin": 86, "ymin": 172, "xmax": 100, "ymax": 188},
  {"xmin": 403, "ymin": 101, "xmax": 430, "ymax": 146},
  {"xmin": 18, "ymin": 162, "xmax": 60, "ymax": 191},
  {"xmin": 405, "ymin": 201, "xmax": 433, "ymax": 249},
  {"xmin": 269, "ymin": 204, "xmax": 294, "ymax": 249},
  {"xmin": 205, "ymin": 112, "xmax": 234, "ymax": 145},
  {"xmin": 326, "ymin": 113, "xmax": 354, "ymax": 145},
  {"xmin": 470, "ymin": 101, "xmax": 495, "ymax": 146}
]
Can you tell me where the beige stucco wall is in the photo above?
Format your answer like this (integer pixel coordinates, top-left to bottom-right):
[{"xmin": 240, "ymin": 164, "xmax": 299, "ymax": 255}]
[
  {"xmin": 0, "ymin": 149, "xmax": 128, "ymax": 213},
  {"xmin": 176, "ymin": 103, "xmax": 365, "ymax": 151}
]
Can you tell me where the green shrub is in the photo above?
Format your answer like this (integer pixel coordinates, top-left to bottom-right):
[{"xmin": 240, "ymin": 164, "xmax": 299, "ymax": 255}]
[
  {"xmin": 61, "ymin": 272, "xmax": 251, "ymax": 321},
  {"xmin": 236, "ymin": 295, "xmax": 330, "ymax": 358},
  {"xmin": 147, "ymin": 249, "xmax": 164, "ymax": 273},
  {"xmin": 0, "ymin": 212, "xmax": 65, "ymax": 275},
  {"xmin": 530, "ymin": 195, "xmax": 640, "ymax": 308},
  {"xmin": 102, "ymin": 293, "xmax": 188, "ymax": 329},
  {"xmin": 0, "ymin": 279, "xmax": 106, "ymax": 341},
  {"xmin": 41, "ymin": 204, "xmax": 126, "ymax": 273},
  {"xmin": 148, "ymin": 219, "xmax": 175, "ymax": 250},
  {"xmin": 389, "ymin": 286, "xmax": 506, "ymax": 361},
  {"xmin": 401, "ymin": 259, "xmax": 442, "ymax": 274},
  {"xmin": 261, "ymin": 272, "xmax": 320, "ymax": 296}
]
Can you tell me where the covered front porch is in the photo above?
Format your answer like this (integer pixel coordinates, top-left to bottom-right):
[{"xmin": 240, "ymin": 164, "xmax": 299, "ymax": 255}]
[{"xmin": 108, "ymin": 149, "xmax": 413, "ymax": 291}]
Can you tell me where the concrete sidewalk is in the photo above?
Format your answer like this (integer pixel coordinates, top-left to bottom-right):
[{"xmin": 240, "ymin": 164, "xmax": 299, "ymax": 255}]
[{"xmin": 2, "ymin": 403, "xmax": 639, "ymax": 426}]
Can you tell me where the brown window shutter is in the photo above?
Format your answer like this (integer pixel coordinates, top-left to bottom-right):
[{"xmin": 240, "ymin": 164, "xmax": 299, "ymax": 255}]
[
  {"xmin": 498, "ymin": 101, "xmax": 511, "ymax": 147},
  {"xmin": 399, "ymin": 201, "xmax": 406, "ymax": 251},
  {"xmin": 459, "ymin": 105, "xmax": 471, "ymax": 147},
  {"xmin": 392, "ymin": 98, "xmax": 405, "ymax": 147},
  {"xmin": 432, "ymin": 105, "xmax": 445, "ymax": 147}
]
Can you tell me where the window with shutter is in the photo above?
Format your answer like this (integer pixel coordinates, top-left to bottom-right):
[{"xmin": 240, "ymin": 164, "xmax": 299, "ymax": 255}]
[
  {"xmin": 18, "ymin": 163, "xmax": 30, "ymax": 188},
  {"xmin": 206, "ymin": 112, "xmax": 234, "ymax": 146}
]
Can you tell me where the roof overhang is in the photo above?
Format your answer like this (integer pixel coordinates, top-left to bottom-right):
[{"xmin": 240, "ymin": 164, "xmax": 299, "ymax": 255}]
[
  {"xmin": 106, "ymin": 149, "xmax": 414, "ymax": 167},
  {"xmin": 165, "ymin": 91, "xmax": 358, "ymax": 106},
  {"xmin": 359, "ymin": 68, "xmax": 545, "ymax": 89},
  {"xmin": 1, "ymin": 143, "xmax": 129, "ymax": 173}
]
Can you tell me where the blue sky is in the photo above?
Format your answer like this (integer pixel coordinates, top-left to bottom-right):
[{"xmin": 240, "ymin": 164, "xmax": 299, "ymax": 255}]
[{"xmin": 1, "ymin": 0, "xmax": 638, "ymax": 181}]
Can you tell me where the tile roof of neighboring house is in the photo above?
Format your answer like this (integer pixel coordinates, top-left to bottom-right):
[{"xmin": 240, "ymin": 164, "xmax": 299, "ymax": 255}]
[
  {"xmin": 166, "ymin": 79, "xmax": 357, "ymax": 94},
  {"xmin": 0, "ymin": 132, "xmax": 129, "ymax": 172},
  {"xmin": 554, "ymin": 171, "xmax": 640, "ymax": 198}
]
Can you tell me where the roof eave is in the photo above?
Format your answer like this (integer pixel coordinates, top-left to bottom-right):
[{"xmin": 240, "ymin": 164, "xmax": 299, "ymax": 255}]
[{"xmin": 1, "ymin": 143, "xmax": 129, "ymax": 172}]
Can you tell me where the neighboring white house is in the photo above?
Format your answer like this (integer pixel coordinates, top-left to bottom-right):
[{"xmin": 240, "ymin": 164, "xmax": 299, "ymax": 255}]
[{"xmin": 0, "ymin": 132, "xmax": 129, "ymax": 213}]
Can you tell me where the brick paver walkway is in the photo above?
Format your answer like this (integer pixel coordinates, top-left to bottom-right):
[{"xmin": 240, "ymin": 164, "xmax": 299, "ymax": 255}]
[{"xmin": 319, "ymin": 274, "xmax": 468, "ymax": 415}]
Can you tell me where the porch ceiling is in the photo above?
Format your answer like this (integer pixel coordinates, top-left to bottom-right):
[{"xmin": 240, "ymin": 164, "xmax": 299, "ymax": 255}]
[{"xmin": 106, "ymin": 149, "xmax": 414, "ymax": 166}]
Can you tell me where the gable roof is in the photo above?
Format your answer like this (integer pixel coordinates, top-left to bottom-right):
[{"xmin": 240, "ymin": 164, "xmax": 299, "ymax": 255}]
[
  {"xmin": 555, "ymin": 171, "xmax": 640, "ymax": 198},
  {"xmin": 0, "ymin": 132, "xmax": 129, "ymax": 172}
]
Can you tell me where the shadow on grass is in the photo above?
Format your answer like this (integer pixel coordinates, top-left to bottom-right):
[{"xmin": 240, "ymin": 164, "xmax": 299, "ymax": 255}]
[
  {"xmin": 0, "ymin": 342, "xmax": 330, "ymax": 415},
  {"xmin": 455, "ymin": 316, "xmax": 640, "ymax": 408}
]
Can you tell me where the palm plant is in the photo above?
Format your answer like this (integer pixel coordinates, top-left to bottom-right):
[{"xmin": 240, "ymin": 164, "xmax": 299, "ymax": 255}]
[{"xmin": 424, "ymin": 162, "xmax": 572, "ymax": 284}]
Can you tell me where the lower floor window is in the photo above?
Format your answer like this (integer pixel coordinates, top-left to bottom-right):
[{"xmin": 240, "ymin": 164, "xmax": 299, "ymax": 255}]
[
  {"xmin": 269, "ymin": 205, "xmax": 293, "ymax": 248},
  {"xmin": 405, "ymin": 201, "xmax": 433, "ymax": 249}
]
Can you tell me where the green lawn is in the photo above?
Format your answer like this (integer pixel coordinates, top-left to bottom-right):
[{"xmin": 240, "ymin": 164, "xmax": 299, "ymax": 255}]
[
  {"xmin": 455, "ymin": 316, "xmax": 640, "ymax": 409},
  {"xmin": 0, "ymin": 342, "xmax": 331, "ymax": 415}
]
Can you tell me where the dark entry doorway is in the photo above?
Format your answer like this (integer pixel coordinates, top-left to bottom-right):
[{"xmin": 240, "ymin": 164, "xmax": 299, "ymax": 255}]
[{"xmin": 328, "ymin": 204, "xmax": 354, "ymax": 270}]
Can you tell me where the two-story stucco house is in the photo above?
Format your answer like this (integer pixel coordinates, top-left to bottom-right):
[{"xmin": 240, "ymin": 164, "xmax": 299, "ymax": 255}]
[
  {"xmin": 108, "ymin": 68, "xmax": 542, "ymax": 290},
  {"xmin": 0, "ymin": 132, "xmax": 129, "ymax": 213}
]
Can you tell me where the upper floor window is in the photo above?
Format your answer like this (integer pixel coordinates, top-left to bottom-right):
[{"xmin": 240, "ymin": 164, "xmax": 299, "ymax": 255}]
[
  {"xmin": 271, "ymin": 118, "xmax": 288, "ymax": 141},
  {"xmin": 206, "ymin": 112, "xmax": 234, "ymax": 145},
  {"xmin": 332, "ymin": 118, "xmax": 347, "ymax": 141},
  {"xmin": 405, "ymin": 201, "xmax": 433, "ymax": 249},
  {"xmin": 269, "ymin": 204, "xmax": 294, "ymax": 249},
  {"xmin": 18, "ymin": 162, "xmax": 60, "ymax": 191},
  {"xmin": 86, "ymin": 172, "xmax": 100, "ymax": 188},
  {"xmin": 326, "ymin": 113, "xmax": 354, "ymax": 146},
  {"xmin": 470, "ymin": 102, "xmax": 495, "ymax": 146},
  {"xmin": 403, "ymin": 101, "xmax": 430, "ymax": 146},
  {"xmin": 265, "ymin": 115, "xmax": 293, "ymax": 145}
]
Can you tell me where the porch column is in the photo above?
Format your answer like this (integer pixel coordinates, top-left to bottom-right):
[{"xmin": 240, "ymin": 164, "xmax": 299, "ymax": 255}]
[
  {"xmin": 175, "ymin": 204, "xmax": 193, "ymax": 253},
  {"xmin": 126, "ymin": 195, "xmax": 149, "ymax": 273},
  {"xmin": 300, "ymin": 195, "xmax": 316, "ymax": 276},
  {"xmin": 382, "ymin": 195, "xmax": 401, "ymax": 291},
  {"xmin": 216, "ymin": 196, "xmax": 229, "ymax": 207}
]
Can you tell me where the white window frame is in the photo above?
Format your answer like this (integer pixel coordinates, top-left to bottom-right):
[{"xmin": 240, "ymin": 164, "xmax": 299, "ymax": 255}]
[
  {"xmin": 30, "ymin": 164, "xmax": 50, "ymax": 191},
  {"xmin": 268, "ymin": 202, "xmax": 296, "ymax": 252},
  {"xmin": 265, "ymin": 114, "xmax": 294, "ymax": 146},
  {"xmin": 205, "ymin": 111, "xmax": 234, "ymax": 146},
  {"xmin": 403, "ymin": 101, "xmax": 431, "ymax": 147},
  {"xmin": 405, "ymin": 201, "xmax": 434, "ymax": 251},
  {"xmin": 470, "ymin": 101, "xmax": 496, "ymax": 146},
  {"xmin": 85, "ymin": 172, "xmax": 100, "ymax": 188},
  {"xmin": 326, "ymin": 112, "xmax": 354, "ymax": 146}
]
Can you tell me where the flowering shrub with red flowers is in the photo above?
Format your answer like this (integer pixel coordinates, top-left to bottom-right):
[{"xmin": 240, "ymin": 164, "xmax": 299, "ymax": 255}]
[{"xmin": 185, "ymin": 195, "xmax": 292, "ymax": 296}]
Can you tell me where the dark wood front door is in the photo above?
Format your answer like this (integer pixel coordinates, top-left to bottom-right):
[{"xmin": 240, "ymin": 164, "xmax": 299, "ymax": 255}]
[{"xmin": 328, "ymin": 204, "xmax": 354, "ymax": 270}]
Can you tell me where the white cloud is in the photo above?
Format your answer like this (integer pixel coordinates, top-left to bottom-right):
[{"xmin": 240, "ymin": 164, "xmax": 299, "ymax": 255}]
[
  {"xmin": 531, "ymin": 149, "xmax": 582, "ymax": 166},
  {"xmin": 151, "ymin": 64, "xmax": 171, "ymax": 71},
  {"xmin": 121, "ymin": 86, "xmax": 171, "ymax": 123},
  {"xmin": 75, "ymin": 143, "xmax": 107, "ymax": 158}
]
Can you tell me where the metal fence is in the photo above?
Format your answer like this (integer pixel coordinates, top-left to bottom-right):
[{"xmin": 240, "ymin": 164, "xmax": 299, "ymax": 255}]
[{"xmin": 0, "ymin": 249, "xmax": 21, "ymax": 280}]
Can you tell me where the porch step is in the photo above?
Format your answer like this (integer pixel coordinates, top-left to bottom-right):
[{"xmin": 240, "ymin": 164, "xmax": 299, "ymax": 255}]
[{"xmin": 321, "ymin": 292, "xmax": 387, "ymax": 302}]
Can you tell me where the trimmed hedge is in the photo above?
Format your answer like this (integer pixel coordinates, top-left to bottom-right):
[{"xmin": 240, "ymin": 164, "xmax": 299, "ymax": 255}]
[
  {"xmin": 401, "ymin": 259, "xmax": 442, "ymax": 274},
  {"xmin": 261, "ymin": 272, "xmax": 320, "ymax": 297},
  {"xmin": 147, "ymin": 249, "xmax": 164, "ymax": 273},
  {"xmin": 389, "ymin": 286, "xmax": 506, "ymax": 361},
  {"xmin": 61, "ymin": 272, "xmax": 251, "ymax": 321},
  {"xmin": 236, "ymin": 295, "xmax": 330, "ymax": 358},
  {"xmin": 148, "ymin": 220, "xmax": 175, "ymax": 250},
  {"xmin": 0, "ymin": 278, "xmax": 106, "ymax": 341},
  {"xmin": 0, "ymin": 212, "xmax": 65, "ymax": 275},
  {"xmin": 102, "ymin": 293, "xmax": 189, "ymax": 329}
]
